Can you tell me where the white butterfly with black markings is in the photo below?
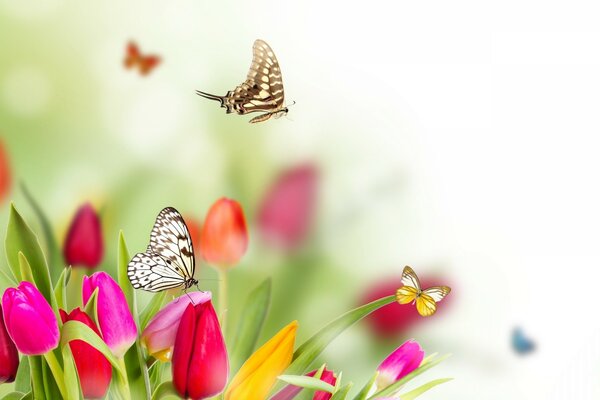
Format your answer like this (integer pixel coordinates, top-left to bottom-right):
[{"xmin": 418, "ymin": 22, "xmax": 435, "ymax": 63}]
[{"xmin": 127, "ymin": 207, "xmax": 198, "ymax": 292}]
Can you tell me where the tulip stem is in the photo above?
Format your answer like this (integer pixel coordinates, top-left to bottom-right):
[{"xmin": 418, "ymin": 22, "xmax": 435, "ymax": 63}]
[
  {"xmin": 43, "ymin": 350, "xmax": 68, "ymax": 399},
  {"xmin": 218, "ymin": 269, "xmax": 228, "ymax": 335}
]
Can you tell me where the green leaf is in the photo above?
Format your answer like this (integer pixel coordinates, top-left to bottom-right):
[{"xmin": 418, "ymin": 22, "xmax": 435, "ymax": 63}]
[
  {"xmin": 278, "ymin": 375, "xmax": 335, "ymax": 393},
  {"xmin": 83, "ymin": 287, "xmax": 100, "ymax": 327},
  {"xmin": 287, "ymin": 295, "xmax": 396, "ymax": 376},
  {"xmin": 151, "ymin": 382, "xmax": 179, "ymax": 400},
  {"xmin": 5, "ymin": 204, "xmax": 57, "ymax": 313},
  {"xmin": 18, "ymin": 253, "xmax": 34, "ymax": 285},
  {"xmin": 1, "ymin": 393, "xmax": 25, "ymax": 400},
  {"xmin": 352, "ymin": 371, "xmax": 378, "ymax": 400},
  {"xmin": 398, "ymin": 378, "xmax": 453, "ymax": 400},
  {"xmin": 61, "ymin": 345, "xmax": 83, "ymax": 400},
  {"xmin": 148, "ymin": 361, "xmax": 165, "ymax": 393},
  {"xmin": 230, "ymin": 278, "xmax": 271, "ymax": 372},
  {"xmin": 117, "ymin": 232, "xmax": 138, "ymax": 322},
  {"xmin": 60, "ymin": 320, "xmax": 126, "ymax": 378},
  {"xmin": 140, "ymin": 292, "xmax": 168, "ymax": 331},
  {"xmin": 14, "ymin": 356, "xmax": 31, "ymax": 394},
  {"xmin": 20, "ymin": 183, "xmax": 63, "ymax": 281},
  {"xmin": 53, "ymin": 267, "xmax": 71, "ymax": 311},
  {"xmin": 27, "ymin": 356, "xmax": 45, "ymax": 400},
  {"xmin": 0, "ymin": 266, "xmax": 17, "ymax": 292},
  {"xmin": 331, "ymin": 382, "xmax": 353, "ymax": 400},
  {"xmin": 367, "ymin": 354, "xmax": 451, "ymax": 399}
]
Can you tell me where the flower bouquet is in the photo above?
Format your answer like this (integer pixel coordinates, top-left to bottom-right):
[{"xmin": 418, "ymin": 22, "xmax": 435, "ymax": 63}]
[{"xmin": 0, "ymin": 198, "xmax": 451, "ymax": 400}]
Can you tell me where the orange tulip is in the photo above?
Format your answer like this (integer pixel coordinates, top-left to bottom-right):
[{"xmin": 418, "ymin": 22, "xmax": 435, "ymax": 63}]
[
  {"xmin": 0, "ymin": 139, "xmax": 11, "ymax": 203},
  {"xmin": 199, "ymin": 197, "xmax": 248, "ymax": 269}
]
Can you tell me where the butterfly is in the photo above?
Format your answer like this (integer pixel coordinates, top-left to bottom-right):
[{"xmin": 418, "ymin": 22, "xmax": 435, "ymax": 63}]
[
  {"xmin": 127, "ymin": 207, "xmax": 198, "ymax": 292},
  {"xmin": 124, "ymin": 41, "xmax": 161, "ymax": 76},
  {"xmin": 512, "ymin": 327, "xmax": 535, "ymax": 355},
  {"xmin": 396, "ymin": 266, "xmax": 451, "ymax": 317},
  {"xmin": 196, "ymin": 39, "xmax": 290, "ymax": 123}
]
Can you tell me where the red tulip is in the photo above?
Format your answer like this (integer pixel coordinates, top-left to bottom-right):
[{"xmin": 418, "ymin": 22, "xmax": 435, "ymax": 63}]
[
  {"xmin": 184, "ymin": 215, "xmax": 202, "ymax": 260},
  {"xmin": 172, "ymin": 300, "xmax": 228, "ymax": 399},
  {"xmin": 361, "ymin": 275, "xmax": 450, "ymax": 338},
  {"xmin": 0, "ymin": 304, "xmax": 19, "ymax": 384},
  {"xmin": 257, "ymin": 164, "xmax": 317, "ymax": 250},
  {"xmin": 199, "ymin": 198, "xmax": 248, "ymax": 269},
  {"xmin": 0, "ymin": 139, "xmax": 11, "ymax": 204},
  {"xmin": 63, "ymin": 203, "xmax": 104, "ymax": 268},
  {"xmin": 60, "ymin": 308, "xmax": 112, "ymax": 399}
]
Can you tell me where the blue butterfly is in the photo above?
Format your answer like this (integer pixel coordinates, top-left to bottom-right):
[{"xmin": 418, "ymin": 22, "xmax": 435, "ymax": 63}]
[{"xmin": 512, "ymin": 327, "xmax": 535, "ymax": 355}]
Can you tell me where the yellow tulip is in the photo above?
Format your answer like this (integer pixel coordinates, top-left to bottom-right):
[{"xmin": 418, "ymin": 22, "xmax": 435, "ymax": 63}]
[{"xmin": 225, "ymin": 320, "xmax": 299, "ymax": 400}]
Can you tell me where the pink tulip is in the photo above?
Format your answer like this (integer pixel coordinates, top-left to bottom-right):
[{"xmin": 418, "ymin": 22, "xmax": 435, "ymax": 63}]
[
  {"xmin": 1, "ymin": 281, "xmax": 59, "ymax": 355},
  {"xmin": 142, "ymin": 291, "xmax": 211, "ymax": 361},
  {"xmin": 172, "ymin": 301, "xmax": 228, "ymax": 399},
  {"xmin": 271, "ymin": 368, "xmax": 336, "ymax": 400},
  {"xmin": 257, "ymin": 164, "xmax": 317, "ymax": 250},
  {"xmin": 376, "ymin": 340, "xmax": 424, "ymax": 389},
  {"xmin": 63, "ymin": 203, "xmax": 104, "ymax": 268},
  {"xmin": 82, "ymin": 272, "xmax": 137, "ymax": 358},
  {"xmin": 0, "ymin": 304, "xmax": 19, "ymax": 383}
]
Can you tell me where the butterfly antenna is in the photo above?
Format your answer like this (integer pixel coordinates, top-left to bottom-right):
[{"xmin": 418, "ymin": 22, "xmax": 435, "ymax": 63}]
[{"xmin": 196, "ymin": 90, "xmax": 225, "ymax": 106}]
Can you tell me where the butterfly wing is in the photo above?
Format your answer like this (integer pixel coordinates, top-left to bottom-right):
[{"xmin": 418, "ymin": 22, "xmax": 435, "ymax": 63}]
[
  {"xmin": 147, "ymin": 207, "xmax": 195, "ymax": 280},
  {"xmin": 128, "ymin": 252, "xmax": 187, "ymax": 292},
  {"xmin": 421, "ymin": 286, "xmax": 451, "ymax": 302},
  {"xmin": 124, "ymin": 42, "xmax": 140, "ymax": 69},
  {"xmin": 226, "ymin": 39, "xmax": 285, "ymax": 115},
  {"xmin": 139, "ymin": 55, "xmax": 161, "ymax": 75},
  {"xmin": 401, "ymin": 266, "xmax": 422, "ymax": 292},
  {"xmin": 512, "ymin": 328, "xmax": 535, "ymax": 354},
  {"xmin": 415, "ymin": 292, "xmax": 438, "ymax": 317}
]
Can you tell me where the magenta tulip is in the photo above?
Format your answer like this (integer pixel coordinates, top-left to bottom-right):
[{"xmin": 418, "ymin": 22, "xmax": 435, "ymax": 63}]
[
  {"xmin": 172, "ymin": 300, "xmax": 228, "ymax": 399},
  {"xmin": 63, "ymin": 203, "xmax": 104, "ymax": 268},
  {"xmin": 257, "ymin": 164, "xmax": 317, "ymax": 250},
  {"xmin": 82, "ymin": 272, "xmax": 136, "ymax": 357},
  {"xmin": 313, "ymin": 369, "xmax": 336, "ymax": 400},
  {"xmin": 0, "ymin": 304, "xmax": 19, "ymax": 383},
  {"xmin": 376, "ymin": 339, "xmax": 424, "ymax": 389},
  {"xmin": 1, "ymin": 281, "xmax": 59, "ymax": 355},
  {"xmin": 142, "ymin": 291, "xmax": 211, "ymax": 361},
  {"xmin": 60, "ymin": 308, "xmax": 112, "ymax": 399},
  {"xmin": 271, "ymin": 368, "xmax": 336, "ymax": 400}
]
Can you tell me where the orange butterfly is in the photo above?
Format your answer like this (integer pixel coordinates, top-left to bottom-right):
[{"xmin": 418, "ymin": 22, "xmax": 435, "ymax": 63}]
[{"xmin": 124, "ymin": 41, "xmax": 161, "ymax": 76}]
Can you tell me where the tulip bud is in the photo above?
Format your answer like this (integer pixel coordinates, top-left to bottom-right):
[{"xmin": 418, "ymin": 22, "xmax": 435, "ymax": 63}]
[
  {"xmin": 184, "ymin": 215, "xmax": 202, "ymax": 260},
  {"xmin": 63, "ymin": 203, "xmax": 104, "ymax": 268},
  {"xmin": 199, "ymin": 197, "xmax": 248, "ymax": 268},
  {"xmin": 0, "ymin": 139, "xmax": 11, "ymax": 204},
  {"xmin": 0, "ymin": 304, "xmax": 19, "ymax": 383},
  {"xmin": 257, "ymin": 164, "xmax": 317, "ymax": 250},
  {"xmin": 142, "ymin": 291, "xmax": 211, "ymax": 361},
  {"xmin": 271, "ymin": 368, "xmax": 336, "ymax": 400},
  {"xmin": 60, "ymin": 308, "xmax": 112, "ymax": 399},
  {"xmin": 82, "ymin": 272, "xmax": 137, "ymax": 358},
  {"xmin": 1, "ymin": 281, "xmax": 59, "ymax": 355},
  {"xmin": 313, "ymin": 369, "xmax": 336, "ymax": 400},
  {"xmin": 172, "ymin": 301, "xmax": 228, "ymax": 399},
  {"xmin": 225, "ymin": 320, "xmax": 298, "ymax": 400},
  {"xmin": 376, "ymin": 339, "xmax": 424, "ymax": 389}
]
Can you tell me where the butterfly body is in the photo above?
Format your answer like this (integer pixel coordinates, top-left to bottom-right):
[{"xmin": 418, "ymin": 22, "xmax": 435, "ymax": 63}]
[
  {"xmin": 396, "ymin": 266, "xmax": 451, "ymax": 317},
  {"xmin": 128, "ymin": 207, "xmax": 198, "ymax": 292},
  {"xmin": 197, "ymin": 39, "xmax": 288, "ymax": 123}
]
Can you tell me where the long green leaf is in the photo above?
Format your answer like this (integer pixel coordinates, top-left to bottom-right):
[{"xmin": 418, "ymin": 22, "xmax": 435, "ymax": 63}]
[
  {"xmin": 367, "ymin": 354, "xmax": 451, "ymax": 399},
  {"xmin": 399, "ymin": 378, "xmax": 453, "ymax": 400},
  {"xmin": 117, "ymin": 232, "xmax": 137, "ymax": 321},
  {"xmin": 352, "ymin": 371, "xmax": 378, "ymax": 400},
  {"xmin": 27, "ymin": 356, "xmax": 45, "ymax": 400},
  {"xmin": 151, "ymin": 382, "xmax": 179, "ymax": 400},
  {"xmin": 5, "ymin": 204, "xmax": 56, "ymax": 313},
  {"xmin": 287, "ymin": 295, "xmax": 396, "ymax": 376},
  {"xmin": 0, "ymin": 267, "xmax": 16, "ymax": 293},
  {"xmin": 140, "ymin": 292, "xmax": 168, "ymax": 331},
  {"xmin": 18, "ymin": 253, "xmax": 34, "ymax": 286},
  {"xmin": 14, "ymin": 356, "xmax": 31, "ymax": 394},
  {"xmin": 60, "ymin": 320, "xmax": 126, "ymax": 377},
  {"xmin": 230, "ymin": 278, "xmax": 271, "ymax": 372},
  {"xmin": 53, "ymin": 267, "xmax": 71, "ymax": 311},
  {"xmin": 2, "ymin": 393, "xmax": 25, "ymax": 400},
  {"xmin": 61, "ymin": 346, "xmax": 83, "ymax": 400},
  {"xmin": 331, "ymin": 382, "xmax": 353, "ymax": 400},
  {"xmin": 278, "ymin": 375, "xmax": 335, "ymax": 393}
]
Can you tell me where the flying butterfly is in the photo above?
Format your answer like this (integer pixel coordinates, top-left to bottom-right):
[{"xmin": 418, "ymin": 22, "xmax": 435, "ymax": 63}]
[
  {"xmin": 127, "ymin": 207, "xmax": 198, "ymax": 292},
  {"xmin": 512, "ymin": 327, "xmax": 535, "ymax": 355},
  {"xmin": 124, "ymin": 41, "xmax": 161, "ymax": 76},
  {"xmin": 396, "ymin": 266, "xmax": 451, "ymax": 317},
  {"xmin": 196, "ymin": 39, "xmax": 291, "ymax": 123}
]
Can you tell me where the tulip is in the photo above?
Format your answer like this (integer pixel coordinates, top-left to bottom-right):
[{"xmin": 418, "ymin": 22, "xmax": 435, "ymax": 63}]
[
  {"xmin": 376, "ymin": 340, "xmax": 424, "ymax": 390},
  {"xmin": 271, "ymin": 368, "xmax": 336, "ymax": 400},
  {"xmin": 257, "ymin": 164, "xmax": 317, "ymax": 250},
  {"xmin": 0, "ymin": 304, "xmax": 19, "ymax": 383},
  {"xmin": 60, "ymin": 308, "xmax": 112, "ymax": 399},
  {"xmin": 199, "ymin": 197, "xmax": 248, "ymax": 268},
  {"xmin": 82, "ymin": 272, "xmax": 136, "ymax": 357},
  {"xmin": 142, "ymin": 291, "xmax": 211, "ymax": 361},
  {"xmin": 0, "ymin": 139, "xmax": 11, "ymax": 204},
  {"xmin": 63, "ymin": 203, "xmax": 104, "ymax": 268},
  {"xmin": 184, "ymin": 215, "xmax": 202, "ymax": 260},
  {"xmin": 1, "ymin": 281, "xmax": 59, "ymax": 355},
  {"xmin": 225, "ymin": 320, "xmax": 298, "ymax": 400},
  {"xmin": 172, "ymin": 300, "xmax": 228, "ymax": 399}
]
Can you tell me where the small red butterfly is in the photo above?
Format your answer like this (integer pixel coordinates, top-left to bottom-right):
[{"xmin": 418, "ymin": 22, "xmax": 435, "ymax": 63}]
[{"xmin": 124, "ymin": 41, "xmax": 161, "ymax": 76}]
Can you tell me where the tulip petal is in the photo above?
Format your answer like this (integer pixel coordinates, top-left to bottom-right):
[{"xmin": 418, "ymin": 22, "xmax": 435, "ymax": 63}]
[
  {"xmin": 172, "ymin": 304, "xmax": 196, "ymax": 398},
  {"xmin": 63, "ymin": 203, "xmax": 104, "ymax": 268},
  {"xmin": 0, "ymin": 304, "xmax": 19, "ymax": 383},
  {"xmin": 376, "ymin": 339, "xmax": 424, "ymax": 389}
]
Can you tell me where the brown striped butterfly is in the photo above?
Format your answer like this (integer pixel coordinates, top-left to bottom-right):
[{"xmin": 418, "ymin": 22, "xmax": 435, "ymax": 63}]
[
  {"xmin": 196, "ymin": 39, "xmax": 291, "ymax": 123},
  {"xmin": 396, "ymin": 266, "xmax": 451, "ymax": 317}
]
